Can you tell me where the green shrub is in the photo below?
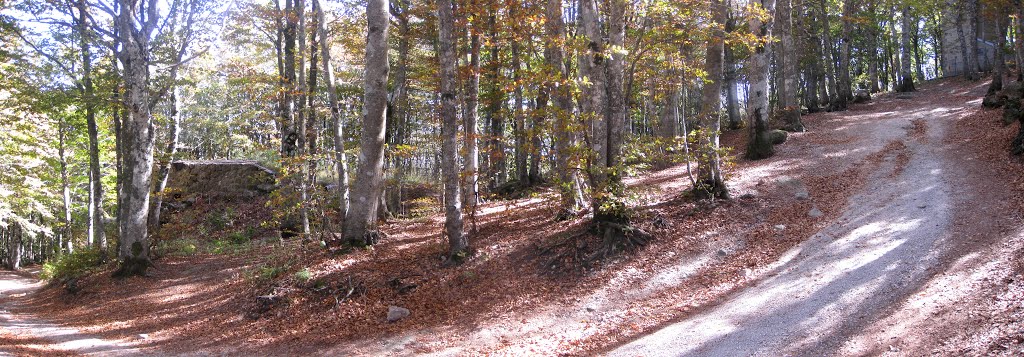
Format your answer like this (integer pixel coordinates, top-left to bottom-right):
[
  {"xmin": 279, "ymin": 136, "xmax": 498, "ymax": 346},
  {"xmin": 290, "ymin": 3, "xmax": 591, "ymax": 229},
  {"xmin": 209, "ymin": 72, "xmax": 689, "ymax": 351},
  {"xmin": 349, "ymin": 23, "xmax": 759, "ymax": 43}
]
[
  {"xmin": 259, "ymin": 265, "xmax": 286, "ymax": 280},
  {"xmin": 41, "ymin": 248, "xmax": 104, "ymax": 282},
  {"xmin": 154, "ymin": 238, "xmax": 199, "ymax": 256},
  {"xmin": 227, "ymin": 229, "xmax": 252, "ymax": 245},
  {"xmin": 294, "ymin": 268, "xmax": 312, "ymax": 283},
  {"xmin": 207, "ymin": 209, "xmax": 235, "ymax": 231}
]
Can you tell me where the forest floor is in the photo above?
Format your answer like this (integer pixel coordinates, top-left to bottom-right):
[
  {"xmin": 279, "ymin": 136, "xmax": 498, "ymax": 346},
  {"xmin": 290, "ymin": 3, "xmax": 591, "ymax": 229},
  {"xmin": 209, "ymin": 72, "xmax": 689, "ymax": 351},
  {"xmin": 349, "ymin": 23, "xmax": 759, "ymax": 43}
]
[{"xmin": 3, "ymin": 77, "xmax": 1024, "ymax": 356}]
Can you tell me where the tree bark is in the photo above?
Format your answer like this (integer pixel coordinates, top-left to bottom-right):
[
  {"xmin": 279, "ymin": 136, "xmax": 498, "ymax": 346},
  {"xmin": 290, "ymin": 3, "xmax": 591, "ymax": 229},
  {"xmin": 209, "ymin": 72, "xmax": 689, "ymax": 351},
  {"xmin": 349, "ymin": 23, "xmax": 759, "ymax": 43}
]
[
  {"xmin": 817, "ymin": 0, "xmax": 838, "ymax": 109},
  {"xmin": 777, "ymin": 0, "xmax": 804, "ymax": 131},
  {"xmin": 579, "ymin": 0, "xmax": 607, "ymax": 187},
  {"xmin": 544, "ymin": 0, "xmax": 584, "ymax": 217},
  {"xmin": 297, "ymin": 0, "xmax": 313, "ymax": 236},
  {"xmin": 835, "ymin": 0, "xmax": 853, "ymax": 110},
  {"xmin": 278, "ymin": 0, "xmax": 304, "ymax": 238},
  {"xmin": 464, "ymin": 4, "xmax": 481, "ymax": 214},
  {"xmin": 437, "ymin": 0, "xmax": 466, "ymax": 259},
  {"xmin": 724, "ymin": 7, "xmax": 742, "ymax": 130},
  {"xmin": 659, "ymin": 84, "xmax": 680, "ymax": 139},
  {"xmin": 897, "ymin": 5, "xmax": 916, "ymax": 92},
  {"xmin": 148, "ymin": 86, "xmax": 181, "ymax": 231},
  {"xmin": 344, "ymin": 0, "xmax": 390, "ymax": 246},
  {"xmin": 867, "ymin": 1, "xmax": 880, "ymax": 92},
  {"xmin": 746, "ymin": 0, "xmax": 777, "ymax": 160},
  {"xmin": 511, "ymin": 8, "xmax": 528, "ymax": 184},
  {"xmin": 77, "ymin": 0, "xmax": 106, "ymax": 252},
  {"xmin": 114, "ymin": 0, "xmax": 159, "ymax": 276},
  {"xmin": 958, "ymin": 1, "xmax": 978, "ymax": 80},
  {"xmin": 1016, "ymin": 5, "xmax": 1024, "ymax": 82},
  {"xmin": 306, "ymin": 0, "xmax": 322, "ymax": 230},
  {"xmin": 696, "ymin": 0, "xmax": 729, "ymax": 199},
  {"xmin": 58, "ymin": 114, "xmax": 72, "ymax": 254},
  {"xmin": 606, "ymin": 0, "xmax": 626, "ymax": 176},
  {"xmin": 485, "ymin": 13, "xmax": 506, "ymax": 189},
  {"xmin": 989, "ymin": 17, "xmax": 1008, "ymax": 94}
]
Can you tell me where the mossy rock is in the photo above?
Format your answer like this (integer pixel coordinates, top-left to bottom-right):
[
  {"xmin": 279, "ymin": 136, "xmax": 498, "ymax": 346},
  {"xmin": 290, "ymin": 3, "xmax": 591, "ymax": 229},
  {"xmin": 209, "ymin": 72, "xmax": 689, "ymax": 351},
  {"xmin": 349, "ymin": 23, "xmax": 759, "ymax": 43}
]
[
  {"xmin": 983, "ymin": 93, "xmax": 1007, "ymax": 109},
  {"xmin": 1004, "ymin": 98, "xmax": 1023, "ymax": 125},
  {"xmin": 768, "ymin": 130, "xmax": 789, "ymax": 145}
]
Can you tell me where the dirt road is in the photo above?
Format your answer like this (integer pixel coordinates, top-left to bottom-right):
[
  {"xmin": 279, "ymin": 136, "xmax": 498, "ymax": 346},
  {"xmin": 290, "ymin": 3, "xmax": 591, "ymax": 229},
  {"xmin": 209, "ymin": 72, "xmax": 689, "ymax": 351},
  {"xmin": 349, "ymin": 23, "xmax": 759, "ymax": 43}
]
[
  {"xmin": 611, "ymin": 82, "xmax": 986, "ymax": 356},
  {"xmin": 0, "ymin": 269, "xmax": 138, "ymax": 356}
]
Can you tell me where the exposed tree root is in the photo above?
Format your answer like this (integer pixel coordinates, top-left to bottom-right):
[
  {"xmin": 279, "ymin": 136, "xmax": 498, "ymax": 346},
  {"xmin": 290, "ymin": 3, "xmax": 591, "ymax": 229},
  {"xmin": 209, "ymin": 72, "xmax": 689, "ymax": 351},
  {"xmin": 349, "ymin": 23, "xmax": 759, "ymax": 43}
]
[{"xmin": 538, "ymin": 220, "xmax": 653, "ymax": 275}]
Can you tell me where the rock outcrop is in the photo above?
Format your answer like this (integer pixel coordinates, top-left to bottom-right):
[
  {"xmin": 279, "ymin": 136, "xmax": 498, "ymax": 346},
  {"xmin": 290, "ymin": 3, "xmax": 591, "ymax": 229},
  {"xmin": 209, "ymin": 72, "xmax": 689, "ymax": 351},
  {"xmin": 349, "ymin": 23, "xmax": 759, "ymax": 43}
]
[{"xmin": 164, "ymin": 160, "xmax": 276, "ymax": 199}]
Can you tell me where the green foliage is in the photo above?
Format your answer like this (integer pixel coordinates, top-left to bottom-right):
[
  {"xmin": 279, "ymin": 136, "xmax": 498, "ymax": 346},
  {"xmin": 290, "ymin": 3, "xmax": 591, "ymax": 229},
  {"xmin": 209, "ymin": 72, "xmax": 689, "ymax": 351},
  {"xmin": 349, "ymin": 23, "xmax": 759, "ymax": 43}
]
[
  {"xmin": 154, "ymin": 238, "xmax": 199, "ymax": 256},
  {"xmin": 227, "ymin": 226, "xmax": 255, "ymax": 244},
  {"xmin": 40, "ymin": 248, "xmax": 104, "ymax": 282},
  {"xmin": 294, "ymin": 268, "xmax": 312, "ymax": 283},
  {"xmin": 622, "ymin": 136, "xmax": 695, "ymax": 174},
  {"xmin": 207, "ymin": 208, "xmax": 235, "ymax": 231}
]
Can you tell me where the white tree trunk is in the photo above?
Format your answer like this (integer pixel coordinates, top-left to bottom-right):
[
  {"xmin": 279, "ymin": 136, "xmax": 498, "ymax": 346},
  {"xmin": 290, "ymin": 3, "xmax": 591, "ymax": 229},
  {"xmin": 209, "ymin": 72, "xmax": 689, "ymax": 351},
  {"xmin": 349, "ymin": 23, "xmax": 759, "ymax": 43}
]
[
  {"xmin": 746, "ymin": 0, "xmax": 777, "ymax": 160},
  {"xmin": 437, "ymin": 0, "xmax": 466, "ymax": 258},
  {"xmin": 344, "ymin": 0, "xmax": 390, "ymax": 245},
  {"xmin": 114, "ymin": 0, "xmax": 159, "ymax": 276}
]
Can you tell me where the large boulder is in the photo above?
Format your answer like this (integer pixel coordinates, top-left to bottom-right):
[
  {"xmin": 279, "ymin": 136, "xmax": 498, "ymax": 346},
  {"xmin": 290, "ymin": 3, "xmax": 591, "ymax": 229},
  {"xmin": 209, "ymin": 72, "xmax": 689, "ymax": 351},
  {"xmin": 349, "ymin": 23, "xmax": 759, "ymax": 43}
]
[
  {"xmin": 164, "ymin": 160, "xmax": 276, "ymax": 199},
  {"xmin": 1002, "ymin": 82, "xmax": 1024, "ymax": 125},
  {"xmin": 768, "ymin": 129, "xmax": 789, "ymax": 145}
]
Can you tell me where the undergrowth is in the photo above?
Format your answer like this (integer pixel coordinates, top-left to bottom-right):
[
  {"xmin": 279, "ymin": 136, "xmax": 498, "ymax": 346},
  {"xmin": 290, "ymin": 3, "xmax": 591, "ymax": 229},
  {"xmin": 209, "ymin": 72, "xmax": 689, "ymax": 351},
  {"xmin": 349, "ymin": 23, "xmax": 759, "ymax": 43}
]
[{"xmin": 40, "ymin": 248, "xmax": 106, "ymax": 282}]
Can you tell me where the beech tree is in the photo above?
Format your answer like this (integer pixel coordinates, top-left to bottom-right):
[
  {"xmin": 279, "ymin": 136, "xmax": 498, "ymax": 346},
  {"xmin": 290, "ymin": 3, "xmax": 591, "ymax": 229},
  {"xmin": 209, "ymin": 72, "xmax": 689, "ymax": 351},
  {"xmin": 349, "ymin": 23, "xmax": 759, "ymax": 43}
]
[
  {"xmin": 897, "ymin": 4, "xmax": 916, "ymax": 92},
  {"xmin": 437, "ymin": 0, "xmax": 465, "ymax": 258},
  {"xmin": 544, "ymin": 0, "xmax": 585, "ymax": 218},
  {"xmin": 746, "ymin": 0, "xmax": 777, "ymax": 160},
  {"xmin": 344, "ymin": 0, "xmax": 390, "ymax": 246},
  {"xmin": 695, "ymin": 0, "xmax": 729, "ymax": 199},
  {"xmin": 111, "ymin": 0, "xmax": 161, "ymax": 276},
  {"xmin": 777, "ymin": 0, "xmax": 803, "ymax": 131}
]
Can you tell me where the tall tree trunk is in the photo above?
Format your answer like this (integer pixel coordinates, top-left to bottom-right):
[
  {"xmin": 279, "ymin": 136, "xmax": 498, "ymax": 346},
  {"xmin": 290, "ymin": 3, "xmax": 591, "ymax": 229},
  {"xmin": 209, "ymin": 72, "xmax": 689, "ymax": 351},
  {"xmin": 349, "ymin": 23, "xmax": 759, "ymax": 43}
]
[
  {"xmin": 464, "ymin": 7, "xmax": 481, "ymax": 215},
  {"xmin": 747, "ymin": 0, "xmax": 777, "ymax": 160},
  {"xmin": 7, "ymin": 224, "xmax": 21, "ymax": 270},
  {"xmin": 148, "ymin": 86, "xmax": 181, "ymax": 231},
  {"xmin": 114, "ymin": 0, "xmax": 158, "ymax": 276},
  {"xmin": 835, "ymin": 0, "xmax": 853, "ymax": 111},
  {"xmin": 912, "ymin": 18, "xmax": 924, "ymax": 80},
  {"xmin": 58, "ymin": 115, "xmax": 72, "ymax": 254},
  {"xmin": 111, "ymin": 56, "xmax": 125, "ymax": 241},
  {"xmin": 279, "ymin": 0, "xmax": 303, "ymax": 238},
  {"xmin": 388, "ymin": 0, "xmax": 410, "ymax": 215},
  {"xmin": 867, "ymin": 1, "xmax": 880, "ymax": 92},
  {"xmin": 989, "ymin": 16, "xmax": 1008, "ymax": 94},
  {"xmin": 486, "ymin": 13, "xmax": 506, "ymax": 189},
  {"xmin": 77, "ymin": 0, "xmax": 106, "ymax": 252},
  {"xmin": 305, "ymin": 0, "xmax": 322, "ymax": 231},
  {"xmin": 897, "ymin": 5, "xmax": 916, "ymax": 92},
  {"xmin": 579, "ymin": 0, "xmax": 610, "ymax": 213},
  {"xmin": 969, "ymin": 0, "xmax": 981, "ymax": 73},
  {"xmin": 696, "ymin": 0, "xmax": 729, "ymax": 199},
  {"xmin": 777, "ymin": 0, "xmax": 803, "ymax": 131},
  {"xmin": 544, "ymin": 0, "xmax": 584, "ymax": 217},
  {"xmin": 437, "ymin": 0, "xmax": 466, "ymax": 259},
  {"xmin": 659, "ymin": 84, "xmax": 680, "ymax": 138},
  {"xmin": 606, "ymin": 0, "xmax": 626, "ymax": 178},
  {"xmin": 1016, "ymin": 5, "xmax": 1024, "ymax": 82},
  {"xmin": 817, "ymin": 0, "xmax": 838, "ymax": 110},
  {"xmin": 295, "ymin": 0, "xmax": 312, "ymax": 236},
  {"xmin": 511, "ymin": 9, "xmax": 528, "ymax": 185},
  {"xmin": 724, "ymin": 5, "xmax": 742, "ymax": 129},
  {"xmin": 344, "ymin": 0, "xmax": 390, "ymax": 246},
  {"xmin": 958, "ymin": 1, "xmax": 978, "ymax": 80}
]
